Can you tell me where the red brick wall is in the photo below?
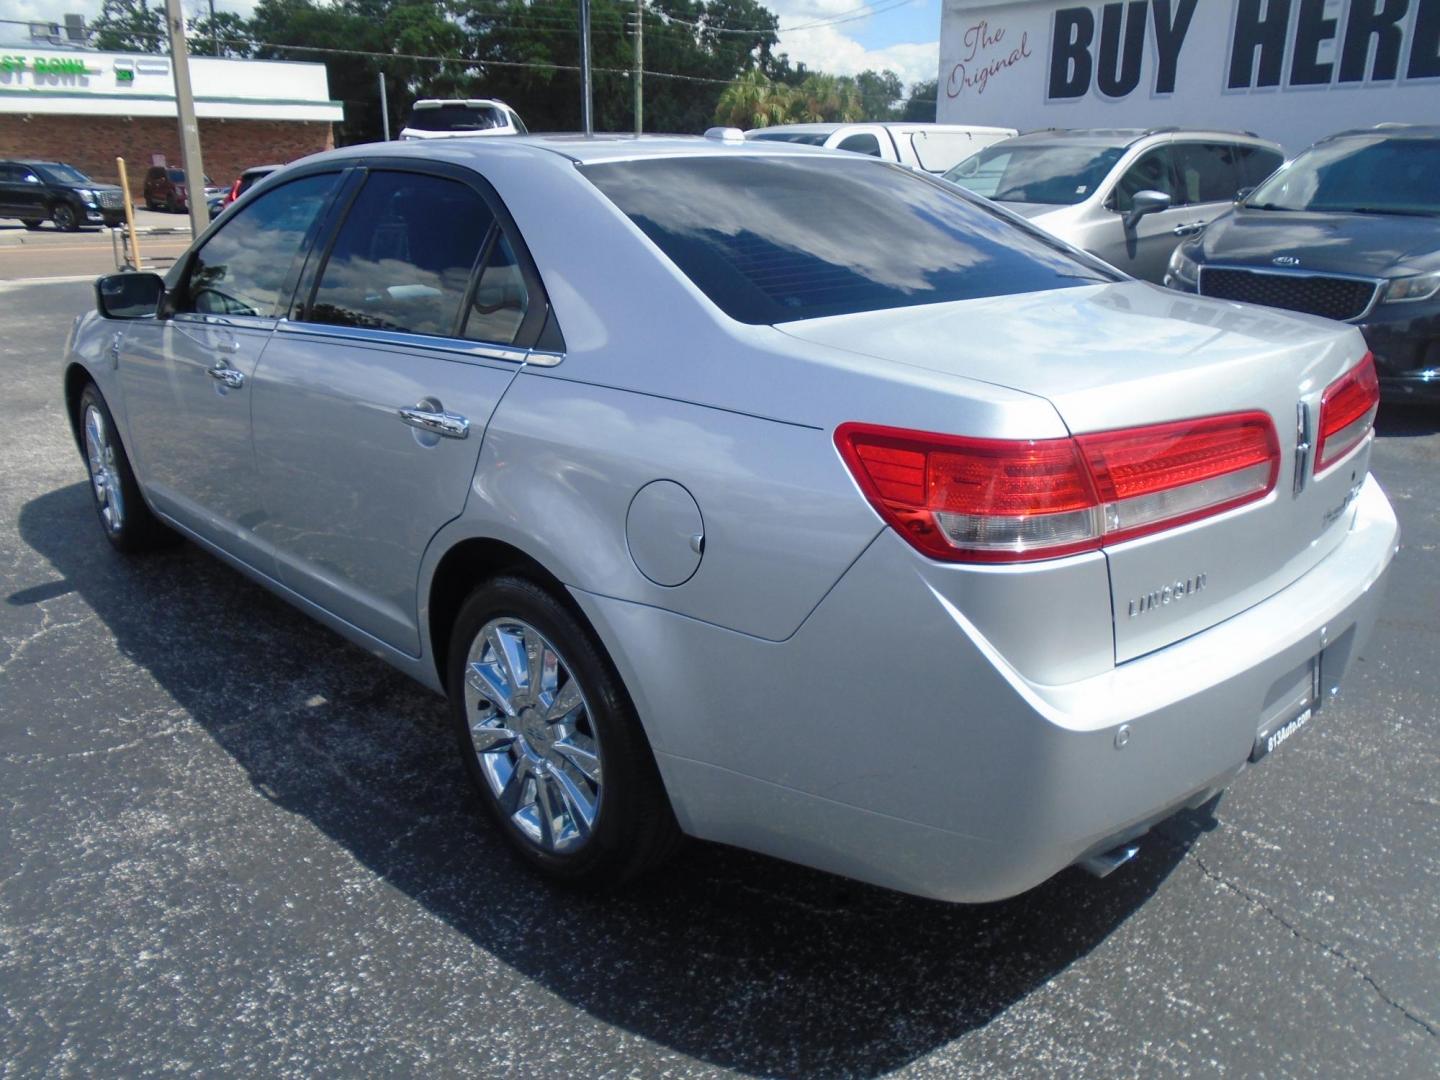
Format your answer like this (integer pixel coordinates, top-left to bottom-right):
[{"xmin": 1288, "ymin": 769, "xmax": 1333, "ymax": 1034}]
[{"xmin": 0, "ymin": 115, "xmax": 334, "ymax": 190}]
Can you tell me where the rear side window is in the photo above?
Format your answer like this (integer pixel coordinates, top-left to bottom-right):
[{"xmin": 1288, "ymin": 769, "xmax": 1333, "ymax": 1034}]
[
  {"xmin": 583, "ymin": 156, "xmax": 1112, "ymax": 325},
  {"xmin": 182, "ymin": 172, "xmax": 338, "ymax": 318},
  {"xmin": 1173, "ymin": 143, "xmax": 1244, "ymax": 204},
  {"xmin": 308, "ymin": 171, "xmax": 494, "ymax": 337},
  {"xmin": 836, "ymin": 132, "xmax": 883, "ymax": 157},
  {"xmin": 464, "ymin": 233, "xmax": 529, "ymax": 344}
]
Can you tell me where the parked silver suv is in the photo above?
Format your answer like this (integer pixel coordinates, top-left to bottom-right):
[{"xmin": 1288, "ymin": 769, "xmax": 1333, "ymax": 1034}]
[{"xmin": 945, "ymin": 128, "xmax": 1284, "ymax": 282}]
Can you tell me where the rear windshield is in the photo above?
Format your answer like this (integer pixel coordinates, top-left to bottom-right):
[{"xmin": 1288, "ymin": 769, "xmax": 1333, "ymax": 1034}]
[
  {"xmin": 1246, "ymin": 136, "xmax": 1440, "ymax": 217},
  {"xmin": 945, "ymin": 144, "xmax": 1126, "ymax": 204},
  {"xmin": 406, "ymin": 104, "xmax": 507, "ymax": 132},
  {"xmin": 582, "ymin": 156, "xmax": 1111, "ymax": 325},
  {"xmin": 747, "ymin": 131, "xmax": 830, "ymax": 147}
]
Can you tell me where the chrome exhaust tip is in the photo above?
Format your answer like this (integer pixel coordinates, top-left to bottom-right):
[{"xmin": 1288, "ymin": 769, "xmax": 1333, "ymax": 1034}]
[{"xmin": 1078, "ymin": 842, "xmax": 1141, "ymax": 878}]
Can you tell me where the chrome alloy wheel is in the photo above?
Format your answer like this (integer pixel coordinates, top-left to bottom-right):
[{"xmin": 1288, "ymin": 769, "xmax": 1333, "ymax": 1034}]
[
  {"xmin": 464, "ymin": 618, "xmax": 603, "ymax": 854},
  {"xmin": 83, "ymin": 404, "xmax": 125, "ymax": 534}
]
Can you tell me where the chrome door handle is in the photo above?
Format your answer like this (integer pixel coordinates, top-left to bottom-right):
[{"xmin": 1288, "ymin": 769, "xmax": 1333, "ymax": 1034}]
[
  {"xmin": 208, "ymin": 362, "xmax": 245, "ymax": 388},
  {"xmin": 1172, "ymin": 222, "xmax": 1205, "ymax": 236},
  {"xmin": 397, "ymin": 406, "xmax": 469, "ymax": 439}
]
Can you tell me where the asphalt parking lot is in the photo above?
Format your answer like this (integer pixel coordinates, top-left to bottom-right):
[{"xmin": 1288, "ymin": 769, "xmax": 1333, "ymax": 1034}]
[{"xmin": 1, "ymin": 279, "xmax": 1437, "ymax": 1077}]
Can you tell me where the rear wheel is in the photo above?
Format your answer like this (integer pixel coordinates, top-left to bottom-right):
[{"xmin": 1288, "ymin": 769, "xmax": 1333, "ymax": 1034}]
[
  {"xmin": 447, "ymin": 575, "xmax": 678, "ymax": 888},
  {"xmin": 51, "ymin": 203, "xmax": 79, "ymax": 232},
  {"xmin": 78, "ymin": 383, "xmax": 173, "ymax": 553}
]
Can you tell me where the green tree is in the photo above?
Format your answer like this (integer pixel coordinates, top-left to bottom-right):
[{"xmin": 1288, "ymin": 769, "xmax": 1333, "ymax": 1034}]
[
  {"xmin": 188, "ymin": 12, "xmax": 255, "ymax": 58},
  {"xmin": 90, "ymin": 0, "xmax": 164, "ymax": 52},
  {"xmin": 713, "ymin": 69, "xmax": 792, "ymax": 128},
  {"xmin": 855, "ymin": 69, "xmax": 902, "ymax": 121},
  {"xmin": 787, "ymin": 73, "xmax": 863, "ymax": 123},
  {"xmin": 900, "ymin": 78, "xmax": 938, "ymax": 122}
]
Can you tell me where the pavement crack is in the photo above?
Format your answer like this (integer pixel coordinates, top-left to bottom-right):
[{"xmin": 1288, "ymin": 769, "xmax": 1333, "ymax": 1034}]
[{"xmin": 1188, "ymin": 852, "xmax": 1439, "ymax": 1041}]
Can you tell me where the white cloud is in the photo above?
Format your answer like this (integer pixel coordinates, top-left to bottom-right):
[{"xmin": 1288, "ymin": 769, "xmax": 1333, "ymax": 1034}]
[{"xmin": 776, "ymin": 25, "xmax": 938, "ymax": 89}]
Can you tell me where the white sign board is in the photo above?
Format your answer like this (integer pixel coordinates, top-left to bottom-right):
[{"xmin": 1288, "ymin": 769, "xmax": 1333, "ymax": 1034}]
[{"xmin": 938, "ymin": 0, "xmax": 1440, "ymax": 153}]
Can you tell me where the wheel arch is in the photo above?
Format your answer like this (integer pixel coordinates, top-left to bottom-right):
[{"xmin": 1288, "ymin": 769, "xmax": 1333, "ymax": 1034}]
[
  {"xmin": 63, "ymin": 361, "xmax": 95, "ymax": 451},
  {"xmin": 425, "ymin": 535, "xmax": 579, "ymax": 692}
]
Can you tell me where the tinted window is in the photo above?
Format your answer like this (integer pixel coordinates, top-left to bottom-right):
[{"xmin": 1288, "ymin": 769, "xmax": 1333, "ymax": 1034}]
[
  {"xmin": 509, "ymin": 111, "xmax": 528, "ymax": 135},
  {"xmin": 1236, "ymin": 146, "xmax": 1283, "ymax": 189},
  {"xmin": 309, "ymin": 171, "xmax": 494, "ymax": 337},
  {"xmin": 836, "ymin": 132, "xmax": 883, "ymax": 157},
  {"xmin": 406, "ymin": 104, "xmax": 506, "ymax": 132},
  {"xmin": 182, "ymin": 173, "xmax": 337, "ymax": 318},
  {"xmin": 1172, "ymin": 143, "xmax": 1243, "ymax": 204},
  {"xmin": 0, "ymin": 165, "xmax": 16, "ymax": 182},
  {"xmin": 748, "ymin": 131, "xmax": 830, "ymax": 146},
  {"xmin": 464, "ymin": 233, "xmax": 529, "ymax": 344},
  {"xmin": 945, "ymin": 144, "xmax": 1125, "ymax": 204},
  {"xmin": 583, "ymin": 157, "xmax": 1112, "ymax": 325},
  {"xmin": 1248, "ymin": 137, "xmax": 1440, "ymax": 216},
  {"xmin": 36, "ymin": 163, "xmax": 91, "ymax": 185},
  {"xmin": 1113, "ymin": 147, "xmax": 1179, "ymax": 211}
]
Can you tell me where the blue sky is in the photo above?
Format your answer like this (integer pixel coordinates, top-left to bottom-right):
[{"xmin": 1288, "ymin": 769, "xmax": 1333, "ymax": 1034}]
[{"xmin": 5, "ymin": 0, "xmax": 945, "ymax": 90}]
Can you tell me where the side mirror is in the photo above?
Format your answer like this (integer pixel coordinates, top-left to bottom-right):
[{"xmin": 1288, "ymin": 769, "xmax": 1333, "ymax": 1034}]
[
  {"xmin": 1122, "ymin": 189, "xmax": 1171, "ymax": 230},
  {"xmin": 96, "ymin": 272, "xmax": 165, "ymax": 319},
  {"xmin": 1235, "ymin": 186, "xmax": 1255, "ymax": 203}
]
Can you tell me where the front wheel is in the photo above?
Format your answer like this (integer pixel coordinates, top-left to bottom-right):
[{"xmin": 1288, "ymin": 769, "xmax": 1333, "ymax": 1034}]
[
  {"xmin": 51, "ymin": 203, "xmax": 79, "ymax": 231},
  {"xmin": 447, "ymin": 576, "xmax": 679, "ymax": 888},
  {"xmin": 78, "ymin": 383, "xmax": 173, "ymax": 552}
]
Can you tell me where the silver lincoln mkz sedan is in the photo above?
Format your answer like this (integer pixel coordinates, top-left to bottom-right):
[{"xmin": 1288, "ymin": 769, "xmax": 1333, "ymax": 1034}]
[{"xmin": 65, "ymin": 135, "xmax": 1396, "ymax": 902}]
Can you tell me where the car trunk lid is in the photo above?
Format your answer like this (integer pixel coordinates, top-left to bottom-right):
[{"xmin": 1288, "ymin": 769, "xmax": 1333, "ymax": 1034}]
[{"xmin": 779, "ymin": 281, "xmax": 1375, "ymax": 662}]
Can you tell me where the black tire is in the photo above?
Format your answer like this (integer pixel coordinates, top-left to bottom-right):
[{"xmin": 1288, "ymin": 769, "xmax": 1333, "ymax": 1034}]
[
  {"xmin": 447, "ymin": 575, "xmax": 680, "ymax": 889},
  {"xmin": 21, "ymin": 219, "xmax": 43, "ymax": 231},
  {"xmin": 76, "ymin": 383, "xmax": 175, "ymax": 553},
  {"xmin": 51, "ymin": 202, "xmax": 79, "ymax": 232}
]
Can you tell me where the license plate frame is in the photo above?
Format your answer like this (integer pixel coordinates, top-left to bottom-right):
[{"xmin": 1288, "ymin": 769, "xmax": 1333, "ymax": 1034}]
[{"xmin": 1251, "ymin": 656, "xmax": 1321, "ymax": 763}]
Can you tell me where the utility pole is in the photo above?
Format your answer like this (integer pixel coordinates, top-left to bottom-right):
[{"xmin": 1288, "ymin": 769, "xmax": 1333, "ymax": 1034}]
[
  {"xmin": 208, "ymin": 0, "xmax": 218, "ymax": 54},
  {"xmin": 579, "ymin": 0, "xmax": 593, "ymax": 134},
  {"xmin": 378, "ymin": 71, "xmax": 390, "ymax": 141},
  {"xmin": 633, "ymin": 0, "xmax": 643, "ymax": 136},
  {"xmin": 164, "ymin": 0, "xmax": 208, "ymax": 239}
]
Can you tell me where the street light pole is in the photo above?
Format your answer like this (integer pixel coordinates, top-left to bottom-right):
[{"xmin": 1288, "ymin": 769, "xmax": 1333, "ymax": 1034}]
[
  {"xmin": 633, "ymin": 0, "xmax": 643, "ymax": 136},
  {"xmin": 378, "ymin": 71, "xmax": 390, "ymax": 141},
  {"xmin": 579, "ymin": 0, "xmax": 593, "ymax": 134},
  {"xmin": 163, "ymin": 0, "xmax": 208, "ymax": 239}
]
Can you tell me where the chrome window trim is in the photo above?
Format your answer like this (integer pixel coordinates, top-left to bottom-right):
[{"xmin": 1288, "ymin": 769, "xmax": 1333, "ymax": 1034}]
[
  {"xmin": 276, "ymin": 319, "xmax": 564, "ymax": 367},
  {"xmin": 1197, "ymin": 265, "xmax": 1385, "ymax": 322},
  {"xmin": 172, "ymin": 311, "xmax": 279, "ymax": 333}
]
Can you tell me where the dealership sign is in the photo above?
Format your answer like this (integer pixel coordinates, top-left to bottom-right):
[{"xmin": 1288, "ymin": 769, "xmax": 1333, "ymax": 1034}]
[{"xmin": 939, "ymin": 0, "xmax": 1440, "ymax": 151}]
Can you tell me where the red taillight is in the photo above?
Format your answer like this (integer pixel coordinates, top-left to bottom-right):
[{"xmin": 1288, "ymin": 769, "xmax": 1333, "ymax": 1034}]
[
  {"xmin": 1315, "ymin": 353, "xmax": 1378, "ymax": 474},
  {"xmin": 836, "ymin": 413, "xmax": 1279, "ymax": 564}
]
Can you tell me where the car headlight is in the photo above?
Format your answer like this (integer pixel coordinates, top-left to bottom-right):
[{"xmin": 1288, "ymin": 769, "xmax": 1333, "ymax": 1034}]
[
  {"xmin": 77, "ymin": 188, "xmax": 95, "ymax": 204},
  {"xmin": 1382, "ymin": 271, "xmax": 1440, "ymax": 304},
  {"xmin": 1166, "ymin": 244, "xmax": 1200, "ymax": 288}
]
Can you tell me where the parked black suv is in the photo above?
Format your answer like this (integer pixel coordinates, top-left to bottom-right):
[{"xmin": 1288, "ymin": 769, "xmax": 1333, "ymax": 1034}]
[
  {"xmin": 1166, "ymin": 125, "xmax": 1440, "ymax": 402},
  {"xmin": 0, "ymin": 160, "xmax": 126, "ymax": 231}
]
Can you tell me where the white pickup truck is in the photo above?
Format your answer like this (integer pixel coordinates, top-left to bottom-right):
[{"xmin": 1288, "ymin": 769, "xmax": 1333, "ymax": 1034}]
[{"xmin": 746, "ymin": 122, "xmax": 1018, "ymax": 173}]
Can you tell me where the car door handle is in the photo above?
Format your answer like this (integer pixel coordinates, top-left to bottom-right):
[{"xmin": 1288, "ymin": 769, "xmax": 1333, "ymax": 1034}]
[
  {"xmin": 397, "ymin": 406, "xmax": 469, "ymax": 439},
  {"xmin": 1172, "ymin": 222, "xmax": 1206, "ymax": 236},
  {"xmin": 208, "ymin": 362, "xmax": 245, "ymax": 389}
]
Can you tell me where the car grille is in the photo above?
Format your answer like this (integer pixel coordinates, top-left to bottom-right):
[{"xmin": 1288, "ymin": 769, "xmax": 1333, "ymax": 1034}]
[
  {"xmin": 96, "ymin": 191, "xmax": 124, "ymax": 209},
  {"xmin": 1198, "ymin": 267, "xmax": 1379, "ymax": 322}
]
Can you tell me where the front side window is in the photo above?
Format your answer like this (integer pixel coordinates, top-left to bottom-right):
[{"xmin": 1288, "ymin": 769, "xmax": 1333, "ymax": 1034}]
[
  {"xmin": 584, "ymin": 156, "xmax": 1113, "ymax": 325},
  {"xmin": 308, "ymin": 171, "xmax": 495, "ymax": 337},
  {"xmin": 1246, "ymin": 137, "xmax": 1440, "ymax": 217},
  {"xmin": 1235, "ymin": 145, "xmax": 1284, "ymax": 189},
  {"xmin": 36, "ymin": 163, "xmax": 91, "ymax": 185},
  {"xmin": 1113, "ymin": 147, "xmax": 1179, "ymax": 212},
  {"xmin": 836, "ymin": 133, "xmax": 883, "ymax": 157},
  {"xmin": 945, "ymin": 144, "xmax": 1125, "ymax": 205},
  {"xmin": 181, "ymin": 172, "xmax": 338, "ymax": 318}
]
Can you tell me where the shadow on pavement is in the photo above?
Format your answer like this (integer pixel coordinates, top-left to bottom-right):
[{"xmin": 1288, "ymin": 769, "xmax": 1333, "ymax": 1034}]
[{"xmin": 18, "ymin": 481, "xmax": 1197, "ymax": 1077}]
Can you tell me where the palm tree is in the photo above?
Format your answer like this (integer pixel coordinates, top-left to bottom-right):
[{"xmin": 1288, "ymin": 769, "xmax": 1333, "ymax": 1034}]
[
  {"xmin": 714, "ymin": 70, "xmax": 794, "ymax": 129},
  {"xmin": 789, "ymin": 74, "xmax": 865, "ymax": 123}
]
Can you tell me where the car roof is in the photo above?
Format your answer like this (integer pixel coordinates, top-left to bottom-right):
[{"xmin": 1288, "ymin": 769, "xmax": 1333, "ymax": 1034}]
[
  {"xmin": 309, "ymin": 134, "xmax": 844, "ymax": 168},
  {"xmin": 410, "ymin": 98, "xmax": 509, "ymax": 109},
  {"xmin": 1001, "ymin": 127, "xmax": 1277, "ymax": 149},
  {"xmin": 1321, "ymin": 123, "xmax": 1440, "ymax": 141}
]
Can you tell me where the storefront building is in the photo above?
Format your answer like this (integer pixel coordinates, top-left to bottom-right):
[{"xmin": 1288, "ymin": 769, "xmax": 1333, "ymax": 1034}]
[{"xmin": 0, "ymin": 46, "xmax": 343, "ymax": 189}]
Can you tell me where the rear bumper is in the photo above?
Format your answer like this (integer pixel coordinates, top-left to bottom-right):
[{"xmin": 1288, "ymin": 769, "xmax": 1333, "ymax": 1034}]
[
  {"xmin": 1358, "ymin": 300, "xmax": 1440, "ymax": 402},
  {"xmin": 578, "ymin": 476, "xmax": 1398, "ymax": 903}
]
